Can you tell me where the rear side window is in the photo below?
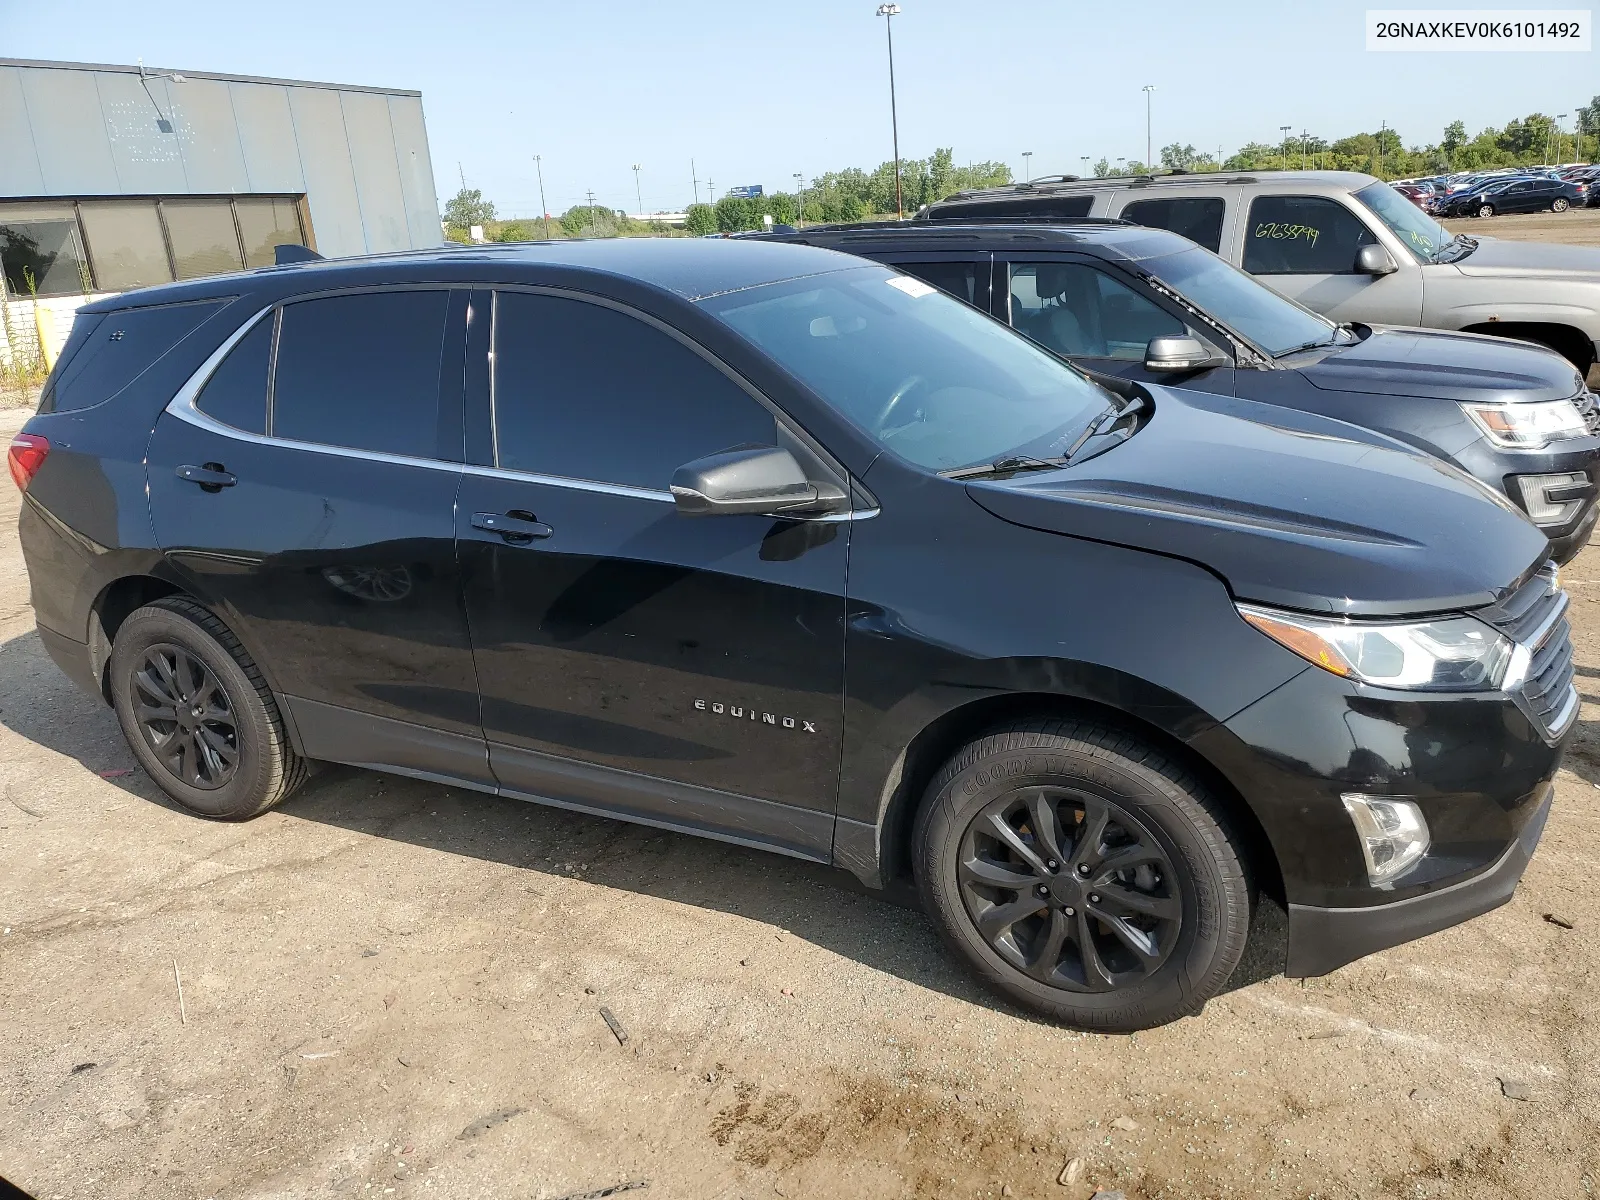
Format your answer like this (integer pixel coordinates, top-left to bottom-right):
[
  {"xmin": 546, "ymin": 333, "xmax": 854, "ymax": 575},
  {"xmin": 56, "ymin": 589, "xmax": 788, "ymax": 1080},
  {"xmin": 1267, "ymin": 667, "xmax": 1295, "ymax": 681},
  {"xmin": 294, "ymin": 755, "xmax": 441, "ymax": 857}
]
[
  {"xmin": 195, "ymin": 316, "xmax": 272, "ymax": 434},
  {"xmin": 492, "ymin": 291, "xmax": 776, "ymax": 490},
  {"xmin": 1242, "ymin": 196, "xmax": 1377, "ymax": 276},
  {"xmin": 931, "ymin": 195, "xmax": 1093, "ymax": 220},
  {"xmin": 1118, "ymin": 197, "xmax": 1225, "ymax": 253},
  {"xmin": 891, "ymin": 260, "xmax": 986, "ymax": 307},
  {"xmin": 271, "ymin": 290, "xmax": 451, "ymax": 459},
  {"xmin": 37, "ymin": 300, "xmax": 227, "ymax": 414}
]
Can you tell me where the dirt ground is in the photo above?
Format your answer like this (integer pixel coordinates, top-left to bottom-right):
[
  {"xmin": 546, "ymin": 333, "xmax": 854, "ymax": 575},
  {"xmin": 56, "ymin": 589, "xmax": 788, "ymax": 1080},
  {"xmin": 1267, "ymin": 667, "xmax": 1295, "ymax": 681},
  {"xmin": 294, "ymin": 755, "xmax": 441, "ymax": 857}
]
[
  {"xmin": 1443, "ymin": 204, "xmax": 1600, "ymax": 244},
  {"xmin": 6, "ymin": 218, "xmax": 1600, "ymax": 1200}
]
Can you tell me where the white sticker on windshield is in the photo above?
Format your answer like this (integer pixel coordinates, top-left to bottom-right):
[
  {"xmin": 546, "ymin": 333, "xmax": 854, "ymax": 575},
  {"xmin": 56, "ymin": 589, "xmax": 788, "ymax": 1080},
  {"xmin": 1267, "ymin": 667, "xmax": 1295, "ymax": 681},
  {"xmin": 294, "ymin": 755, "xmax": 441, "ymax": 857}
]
[{"xmin": 885, "ymin": 274, "xmax": 937, "ymax": 299}]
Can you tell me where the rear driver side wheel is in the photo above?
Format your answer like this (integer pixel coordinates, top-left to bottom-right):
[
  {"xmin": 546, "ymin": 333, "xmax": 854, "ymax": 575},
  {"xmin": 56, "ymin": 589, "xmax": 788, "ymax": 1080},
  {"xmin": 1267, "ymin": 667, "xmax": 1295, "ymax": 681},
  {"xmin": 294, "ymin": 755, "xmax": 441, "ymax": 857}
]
[
  {"xmin": 1553, "ymin": 198, "xmax": 1571, "ymax": 212},
  {"xmin": 109, "ymin": 597, "xmax": 307, "ymax": 820},
  {"xmin": 913, "ymin": 719, "xmax": 1252, "ymax": 1031},
  {"xmin": 1477, "ymin": 204, "xmax": 1495, "ymax": 218}
]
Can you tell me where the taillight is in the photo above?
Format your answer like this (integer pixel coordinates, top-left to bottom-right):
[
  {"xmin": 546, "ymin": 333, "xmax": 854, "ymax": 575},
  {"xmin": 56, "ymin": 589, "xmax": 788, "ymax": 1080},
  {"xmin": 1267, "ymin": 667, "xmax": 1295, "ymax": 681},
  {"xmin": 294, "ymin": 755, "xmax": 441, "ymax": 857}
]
[{"xmin": 8, "ymin": 433, "xmax": 49, "ymax": 492}]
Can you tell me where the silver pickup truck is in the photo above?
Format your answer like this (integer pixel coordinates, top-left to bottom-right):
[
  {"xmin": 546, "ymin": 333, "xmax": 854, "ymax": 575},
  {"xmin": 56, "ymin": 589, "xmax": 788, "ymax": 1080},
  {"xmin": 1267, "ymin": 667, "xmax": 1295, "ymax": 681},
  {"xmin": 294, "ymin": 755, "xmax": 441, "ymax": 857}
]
[{"xmin": 923, "ymin": 170, "xmax": 1600, "ymax": 379}]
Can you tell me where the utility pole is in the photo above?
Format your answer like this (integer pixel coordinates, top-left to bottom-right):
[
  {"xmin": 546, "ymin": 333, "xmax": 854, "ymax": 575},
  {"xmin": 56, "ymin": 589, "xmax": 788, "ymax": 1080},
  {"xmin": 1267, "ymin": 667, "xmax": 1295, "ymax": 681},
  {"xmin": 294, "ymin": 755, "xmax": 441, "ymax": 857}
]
[
  {"xmin": 1378, "ymin": 119, "xmax": 1387, "ymax": 177},
  {"xmin": 691, "ymin": 159, "xmax": 700, "ymax": 206},
  {"xmin": 584, "ymin": 189, "xmax": 597, "ymax": 237},
  {"xmin": 1142, "ymin": 85, "xmax": 1155, "ymax": 171},
  {"xmin": 708, "ymin": 179, "xmax": 715, "ymax": 204},
  {"xmin": 1301, "ymin": 129, "xmax": 1309, "ymax": 170},
  {"xmin": 877, "ymin": 4, "xmax": 904, "ymax": 219},
  {"xmin": 458, "ymin": 162, "xmax": 467, "ymax": 191},
  {"xmin": 632, "ymin": 164, "xmax": 644, "ymax": 220},
  {"xmin": 534, "ymin": 155, "xmax": 550, "ymax": 239},
  {"xmin": 793, "ymin": 172, "xmax": 805, "ymax": 226}
]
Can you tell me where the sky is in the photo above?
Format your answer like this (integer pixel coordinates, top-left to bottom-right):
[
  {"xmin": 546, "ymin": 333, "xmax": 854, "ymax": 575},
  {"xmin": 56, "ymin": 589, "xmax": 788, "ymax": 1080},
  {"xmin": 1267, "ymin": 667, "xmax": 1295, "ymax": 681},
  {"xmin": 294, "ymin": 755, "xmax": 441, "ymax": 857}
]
[{"xmin": 2, "ymin": 0, "xmax": 1596, "ymax": 218}]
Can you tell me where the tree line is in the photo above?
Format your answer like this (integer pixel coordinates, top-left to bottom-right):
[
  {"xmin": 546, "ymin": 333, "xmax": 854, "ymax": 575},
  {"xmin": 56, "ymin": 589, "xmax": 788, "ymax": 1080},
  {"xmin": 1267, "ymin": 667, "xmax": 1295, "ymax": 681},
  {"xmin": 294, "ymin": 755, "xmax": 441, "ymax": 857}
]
[{"xmin": 442, "ymin": 97, "xmax": 1600, "ymax": 240}]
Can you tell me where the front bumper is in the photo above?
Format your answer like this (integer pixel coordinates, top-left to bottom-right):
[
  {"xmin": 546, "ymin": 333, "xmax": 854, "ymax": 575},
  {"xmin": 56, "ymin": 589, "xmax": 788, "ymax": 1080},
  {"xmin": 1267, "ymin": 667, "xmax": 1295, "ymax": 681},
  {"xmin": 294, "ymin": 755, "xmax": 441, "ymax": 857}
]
[
  {"xmin": 1285, "ymin": 785, "xmax": 1551, "ymax": 976},
  {"xmin": 1450, "ymin": 436, "xmax": 1600, "ymax": 562}
]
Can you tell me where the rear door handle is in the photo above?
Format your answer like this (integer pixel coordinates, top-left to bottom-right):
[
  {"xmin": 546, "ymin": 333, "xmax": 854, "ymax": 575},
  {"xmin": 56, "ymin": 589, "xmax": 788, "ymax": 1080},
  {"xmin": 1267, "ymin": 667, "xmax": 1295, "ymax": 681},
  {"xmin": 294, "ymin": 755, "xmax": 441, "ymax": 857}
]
[
  {"xmin": 472, "ymin": 511, "xmax": 553, "ymax": 542},
  {"xmin": 176, "ymin": 463, "xmax": 236, "ymax": 491}
]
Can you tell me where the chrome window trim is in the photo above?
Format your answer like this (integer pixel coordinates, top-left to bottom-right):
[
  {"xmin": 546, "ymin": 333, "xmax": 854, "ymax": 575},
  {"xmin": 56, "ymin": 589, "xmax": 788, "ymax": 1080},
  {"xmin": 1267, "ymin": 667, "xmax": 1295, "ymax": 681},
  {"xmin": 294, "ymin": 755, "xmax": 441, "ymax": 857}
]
[
  {"xmin": 163, "ymin": 301, "xmax": 462, "ymax": 475},
  {"xmin": 462, "ymin": 462, "xmax": 674, "ymax": 503}
]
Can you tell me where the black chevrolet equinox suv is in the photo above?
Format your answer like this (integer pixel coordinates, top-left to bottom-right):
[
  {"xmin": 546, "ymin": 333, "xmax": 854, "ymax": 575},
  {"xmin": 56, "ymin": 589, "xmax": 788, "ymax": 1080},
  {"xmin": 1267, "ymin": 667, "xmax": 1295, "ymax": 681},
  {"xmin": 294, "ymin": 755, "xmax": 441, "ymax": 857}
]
[{"xmin": 12, "ymin": 239, "xmax": 1574, "ymax": 1031}]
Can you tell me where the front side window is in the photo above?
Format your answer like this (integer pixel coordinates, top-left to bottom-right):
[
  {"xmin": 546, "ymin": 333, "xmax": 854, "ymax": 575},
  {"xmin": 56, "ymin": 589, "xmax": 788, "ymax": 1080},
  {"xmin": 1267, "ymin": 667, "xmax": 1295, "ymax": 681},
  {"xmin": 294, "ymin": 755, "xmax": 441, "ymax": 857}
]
[
  {"xmin": 1118, "ymin": 197, "xmax": 1226, "ymax": 253},
  {"xmin": 492, "ymin": 292, "xmax": 777, "ymax": 490},
  {"xmin": 272, "ymin": 290, "xmax": 451, "ymax": 459},
  {"xmin": 1141, "ymin": 247, "xmax": 1337, "ymax": 357},
  {"xmin": 1353, "ymin": 182, "xmax": 1453, "ymax": 263},
  {"xmin": 1242, "ymin": 196, "xmax": 1376, "ymax": 276},
  {"xmin": 1007, "ymin": 261, "xmax": 1187, "ymax": 361},
  {"xmin": 702, "ymin": 265, "xmax": 1114, "ymax": 473}
]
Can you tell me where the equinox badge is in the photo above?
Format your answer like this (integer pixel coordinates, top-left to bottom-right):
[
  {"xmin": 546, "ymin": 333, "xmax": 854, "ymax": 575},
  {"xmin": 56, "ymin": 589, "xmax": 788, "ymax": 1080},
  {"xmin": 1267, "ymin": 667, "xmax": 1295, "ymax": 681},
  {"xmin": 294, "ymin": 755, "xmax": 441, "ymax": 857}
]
[{"xmin": 694, "ymin": 699, "xmax": 817, "ymax": 733}]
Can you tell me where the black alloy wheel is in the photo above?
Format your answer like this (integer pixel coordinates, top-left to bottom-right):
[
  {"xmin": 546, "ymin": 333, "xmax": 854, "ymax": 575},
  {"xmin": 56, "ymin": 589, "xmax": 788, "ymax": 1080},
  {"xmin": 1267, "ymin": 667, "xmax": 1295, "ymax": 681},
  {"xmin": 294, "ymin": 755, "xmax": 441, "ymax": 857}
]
[
  {"xmin": 914, "ymin": 719, "xmax": 1252, "ymax": 1031},
  {"xmin": 109, "ymin": 597, "xmax": 308, "ymax": 820},
  {"xmin": 958, "ymin": 786, "xmax": 1180, "ymax": 991},
  {"xmin": 131, "ymin": 643, "xmax": 239, "ymax": 789}
]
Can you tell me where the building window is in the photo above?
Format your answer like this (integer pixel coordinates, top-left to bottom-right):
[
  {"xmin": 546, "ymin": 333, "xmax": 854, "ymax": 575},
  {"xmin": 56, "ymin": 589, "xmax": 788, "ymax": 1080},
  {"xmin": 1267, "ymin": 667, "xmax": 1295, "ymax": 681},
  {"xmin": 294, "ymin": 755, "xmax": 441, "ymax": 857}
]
[
  {"xmin": 0, "ymin": 203, "xmax": 91, "ymax": 297},
  {"xmin": 0, "ymin": 195, "xmax": 310, "ymax": 297}
]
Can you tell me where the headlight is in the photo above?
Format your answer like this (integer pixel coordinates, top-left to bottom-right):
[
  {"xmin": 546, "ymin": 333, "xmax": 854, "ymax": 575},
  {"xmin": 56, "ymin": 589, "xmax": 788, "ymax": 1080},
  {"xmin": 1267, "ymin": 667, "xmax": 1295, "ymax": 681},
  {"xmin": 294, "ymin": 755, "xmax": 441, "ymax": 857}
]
[
  {"xmin": 1237, "ymin": 604, "xmax": 1512, "ymax": 690},
  {"xmin": 1461, "ymin": 399, "xmax": 1588, "ymax": 449}
]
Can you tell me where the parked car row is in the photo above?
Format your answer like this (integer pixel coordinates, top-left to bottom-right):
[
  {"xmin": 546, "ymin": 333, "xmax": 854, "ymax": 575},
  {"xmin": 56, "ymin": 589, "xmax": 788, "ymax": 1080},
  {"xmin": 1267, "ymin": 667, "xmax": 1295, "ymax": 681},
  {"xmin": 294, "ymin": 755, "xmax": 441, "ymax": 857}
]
[
  {"xmin": 8, "ymin": 194, "xmax": 1590, "ymax": 1031},
  {"xmin": 1395, "ymin": 166, "xmax": 1598, "ymax": 216}
]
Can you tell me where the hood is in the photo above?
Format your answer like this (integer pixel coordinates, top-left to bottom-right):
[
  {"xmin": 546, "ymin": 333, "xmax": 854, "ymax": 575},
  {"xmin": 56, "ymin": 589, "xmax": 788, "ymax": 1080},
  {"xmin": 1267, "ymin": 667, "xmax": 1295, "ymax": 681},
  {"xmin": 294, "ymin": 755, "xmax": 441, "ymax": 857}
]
[
  {"xmin": 1299, "ymin": 326, "xmax": 1585, "ymax": 403},
  {"xmin": 967, "ymin": 386, "xmax": 1546, "ymax": 617},
  {"xmin": 1452, "ymin": 235, "xmax": 1600, "ymax": 280}
]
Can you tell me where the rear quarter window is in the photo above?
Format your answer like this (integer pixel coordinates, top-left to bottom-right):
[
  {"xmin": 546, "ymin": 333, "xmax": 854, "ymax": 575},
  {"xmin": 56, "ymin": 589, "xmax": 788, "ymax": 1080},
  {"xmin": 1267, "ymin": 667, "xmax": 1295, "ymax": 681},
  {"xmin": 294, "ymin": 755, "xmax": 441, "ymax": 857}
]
[
  {"xmin": 38, "ymin": 299, "xmax": 230, "ymax": 414},
  {"xmin": 1118, "ymin": 197, "xmax": 1226, "ymax": 253}
]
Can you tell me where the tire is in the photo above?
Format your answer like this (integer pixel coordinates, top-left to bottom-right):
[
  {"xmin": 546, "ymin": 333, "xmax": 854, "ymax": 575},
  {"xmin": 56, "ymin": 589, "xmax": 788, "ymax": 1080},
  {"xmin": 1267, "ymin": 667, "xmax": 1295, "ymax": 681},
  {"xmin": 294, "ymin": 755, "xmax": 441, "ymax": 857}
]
[
  {"xmin": 1553, "ymin": 198, "xmax": 1570, "ymax": 212},
  {"xmin": 1477, "ymin": 205, "xmax": 1495, "ymax": 218},
  {"xmin": 109, "ymin": 597, "xmax": 307, "ymax": 820},
  {"xmin": 913, "ymin": 719, "xmax": 1252, "ymax": 1031}
]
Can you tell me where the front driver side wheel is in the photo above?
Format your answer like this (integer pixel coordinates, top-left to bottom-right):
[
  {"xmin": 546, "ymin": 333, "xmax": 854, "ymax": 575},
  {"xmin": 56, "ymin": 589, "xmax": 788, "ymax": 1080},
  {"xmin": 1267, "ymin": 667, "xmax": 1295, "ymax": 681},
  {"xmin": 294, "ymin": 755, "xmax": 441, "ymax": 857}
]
[
  {"xmin": 109, "ymin": 597, "xmax": 308, "ymax": 820},
  {"xmin": 1477, "ymin": 204, "xmax": 1495, "ymax": 218},
  {"xmin": 913, "ymin": 719, "xmax": 1252, "ymax": 1031}
]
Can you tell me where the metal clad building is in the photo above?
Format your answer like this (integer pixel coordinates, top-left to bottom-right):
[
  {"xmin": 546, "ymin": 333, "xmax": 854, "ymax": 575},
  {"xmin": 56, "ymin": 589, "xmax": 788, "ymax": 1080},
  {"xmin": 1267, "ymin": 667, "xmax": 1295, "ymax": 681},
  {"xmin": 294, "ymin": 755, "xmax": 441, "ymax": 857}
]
[{"xmin": 0, "ymin": 57, "xmax": 442, "ymax": 309}]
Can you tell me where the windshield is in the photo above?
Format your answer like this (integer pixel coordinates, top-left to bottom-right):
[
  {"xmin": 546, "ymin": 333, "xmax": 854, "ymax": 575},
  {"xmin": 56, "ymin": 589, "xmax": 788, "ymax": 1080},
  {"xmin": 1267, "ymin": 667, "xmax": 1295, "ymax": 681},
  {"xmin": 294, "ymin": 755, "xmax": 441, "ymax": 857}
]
[
  {"xmin": 701, "ymin": 265, "xmax": 1115, "ymax": 472},
  {"xmin": 1354, "ymin": 181, "xmax": 1454, "ymax": 263},
  {"xmin": 1140, "ymin": 247, "xmax": 1336, "ymax": 357}
]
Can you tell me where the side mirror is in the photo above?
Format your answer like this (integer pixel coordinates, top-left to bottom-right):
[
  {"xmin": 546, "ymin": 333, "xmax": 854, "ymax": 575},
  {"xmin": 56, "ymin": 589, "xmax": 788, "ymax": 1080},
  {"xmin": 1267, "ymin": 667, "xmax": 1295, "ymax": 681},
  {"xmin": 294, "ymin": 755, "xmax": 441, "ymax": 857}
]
[
  {"xmin": 670, "ymin": 445, "xmax": 848, "ymax": 517},
  {"xmin": 1356, "ymin": 244, "xmax": 1398, "ymax": 276},
  {"xmin": 1143, "ymin": 335, "xmax": 1226, "ymax": 374}
]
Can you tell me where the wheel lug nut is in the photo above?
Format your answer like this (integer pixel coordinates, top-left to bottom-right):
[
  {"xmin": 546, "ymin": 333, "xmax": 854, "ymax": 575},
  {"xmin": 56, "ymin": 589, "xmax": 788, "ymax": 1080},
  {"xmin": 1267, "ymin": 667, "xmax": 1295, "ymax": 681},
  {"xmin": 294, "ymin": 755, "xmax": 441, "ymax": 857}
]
[
  {"xmin": 1089, "ymin": 893, "xmax": 1100, "ymax": 904},
  {"xmin": 1077, "ymin": 864, "xmax": 1090, "ymax": 876},
  {"xmin": 1036, "ymin": 884, "xmax": 1050, "ymax": 897},
  {"xmin": 1046, "ymin": 860, "xmax": 1060, "ymax": 872},
  {"xmin": 1062, "ymin": 906, "xmax": 1076, "ymax": 916}
]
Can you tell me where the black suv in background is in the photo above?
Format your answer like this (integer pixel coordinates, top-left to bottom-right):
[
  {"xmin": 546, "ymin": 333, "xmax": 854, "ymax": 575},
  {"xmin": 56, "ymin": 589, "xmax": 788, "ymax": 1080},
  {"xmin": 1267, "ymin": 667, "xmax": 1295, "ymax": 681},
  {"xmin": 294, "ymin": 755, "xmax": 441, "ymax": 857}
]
[
  {"xmin": 12, "ymin": 239, "xmax": 1572, "ymax": 1031},
  {"xmin": 761, "ymin": 220, "xmax": 1600, "ymax": 561}
]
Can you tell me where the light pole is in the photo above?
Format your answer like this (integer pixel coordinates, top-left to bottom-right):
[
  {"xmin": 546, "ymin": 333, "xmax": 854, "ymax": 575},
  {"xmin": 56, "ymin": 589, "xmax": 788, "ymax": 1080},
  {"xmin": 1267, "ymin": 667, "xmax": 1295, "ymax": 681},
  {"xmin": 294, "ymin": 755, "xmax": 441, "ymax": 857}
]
[
  {"xmin": 534, "ymin": 155, "xmax": 550, "ymax": 239},
  {"xmin": 1142, "ymin": 85, "xmax": 1155, "ymax": 170},
  {"xmin": 1080, "ymin": 155, "xmax": 1090, "ymax": 178},
  {"xmin": 793, "ymin": 172, "xmax": 805, "ymax": 226},
  {"xmin": 1556, "ymin": 114, "xmax": 1569, "ymax": 163},
  {"xmin": 877, "ymin": 4, "xmax": 904, "ymax": 219},
  {"xmin": 632, "ymin": 164, "xmax": 643, "ymax": 221},
  {"xmin": 1301, "ymin": 129, "xmax": 1309, "ymax": 170},
  {"xmin": 1022, "ymin": 150, "xmax": 1033, "ymax": 182},
  {"xmin": 1280, "ymin": 125, "xmax": 1292, "ymax": 170}
]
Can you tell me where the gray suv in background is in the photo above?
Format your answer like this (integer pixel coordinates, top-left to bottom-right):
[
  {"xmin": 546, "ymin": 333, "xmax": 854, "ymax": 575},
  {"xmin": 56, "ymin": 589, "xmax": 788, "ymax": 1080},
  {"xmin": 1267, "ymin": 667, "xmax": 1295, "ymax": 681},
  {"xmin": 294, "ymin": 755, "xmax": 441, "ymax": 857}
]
[{"xmin": 922, "ymin": 171, "xmax": 1600, "ymax": 379}]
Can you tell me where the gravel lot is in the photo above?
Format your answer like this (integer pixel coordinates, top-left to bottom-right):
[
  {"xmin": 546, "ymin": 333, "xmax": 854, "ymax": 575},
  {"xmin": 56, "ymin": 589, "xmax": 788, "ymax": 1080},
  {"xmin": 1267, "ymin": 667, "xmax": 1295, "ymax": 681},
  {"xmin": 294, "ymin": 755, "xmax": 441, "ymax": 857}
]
[{"xmin": 4, "ymin": 216, "xmax": 1600, "ymax": 1200}]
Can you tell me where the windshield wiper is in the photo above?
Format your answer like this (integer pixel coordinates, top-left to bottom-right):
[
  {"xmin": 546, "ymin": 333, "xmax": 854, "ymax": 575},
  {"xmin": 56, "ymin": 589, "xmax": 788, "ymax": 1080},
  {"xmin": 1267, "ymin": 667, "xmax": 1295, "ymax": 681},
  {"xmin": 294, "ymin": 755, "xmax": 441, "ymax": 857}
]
[
  {"xmin": 1273, "ymin": 336, "xmax": 1339, "ymax": 359},
  {"xmin": 1063, "ymin": 393, "xmax": 1149, "ymax": 465},
  {"xmin": 942, "ymin": 453, "xmax": 1073, "ymax": 480}
]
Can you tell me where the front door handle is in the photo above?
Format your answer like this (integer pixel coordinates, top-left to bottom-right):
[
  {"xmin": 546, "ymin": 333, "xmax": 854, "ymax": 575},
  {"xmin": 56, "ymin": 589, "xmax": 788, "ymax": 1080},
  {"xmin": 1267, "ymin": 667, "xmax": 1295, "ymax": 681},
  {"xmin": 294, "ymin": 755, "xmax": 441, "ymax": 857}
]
[
  {"xmin": 176, "ymin": 463, "xmax": 237, "ymax": 491},
  {"xmin": 472, "ymin": 511, "xmax": 553, "ymax": 543}
]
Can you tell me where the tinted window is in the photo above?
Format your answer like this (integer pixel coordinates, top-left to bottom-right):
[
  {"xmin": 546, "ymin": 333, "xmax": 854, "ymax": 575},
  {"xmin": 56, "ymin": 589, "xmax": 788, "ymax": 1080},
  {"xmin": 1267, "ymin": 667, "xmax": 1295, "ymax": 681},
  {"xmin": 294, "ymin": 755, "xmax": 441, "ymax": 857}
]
[
  {"xmin": 164, "ymin": 199, "xmax": 245, "ymax": 280},
  {"xmin": 1008, "ymin": 262, "xmax": 1186, "ymax": 360},
  {"xmin": 703, "ymin": 265, "xmax": 1112, "ymax": 473},
  {"xmin": 272, "ymin": 291, "xmax": 451, "ymax": 459},
  {"xmin": 0, "ymin": 203, "xmax": 89, "ymax": 297},
  {"xmin": 892, "ymin": 260, "xmax": 982, "ymax": 306},
  {"xmin": 1118, "ymin": 197, "xmax": 1225, "ymax": 253},
  {"xmin": 492, "ymin": 292, "xmax": 776, "ymax": 490},
  {"xmin": 931, "ymin": 195, "xmax": 1093, "ymax": 220},
  {"xmin": 195, "ymin": 316, "xmax": 272, "ymax": 433},
  {"xmin": 1242, "ymin": 196, "xmax": 1377, "ymax": 275},
  {"xmin": 77, "ymin": 201, "xmax": 173, "ymax": 290},
  {"xmin": 1142, "ymin": 248, "xmax": 1336, "ymax": 357},
  {"xmin": 37, "ymin": 300, "xmax": 226, "ymax": 414}
]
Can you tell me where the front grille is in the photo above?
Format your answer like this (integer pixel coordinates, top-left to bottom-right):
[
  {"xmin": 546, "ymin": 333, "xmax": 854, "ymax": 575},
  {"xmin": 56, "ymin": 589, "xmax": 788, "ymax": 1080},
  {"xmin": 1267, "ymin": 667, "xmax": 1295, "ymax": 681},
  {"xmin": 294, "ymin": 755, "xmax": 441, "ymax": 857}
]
[
  {"xmin": 1574, "ymin": 390, "xmax": 1600, "ymax": 436},
  {"xmin": 1480, "ymin": 565, "xmax": 1578, "ymax": 740}
]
